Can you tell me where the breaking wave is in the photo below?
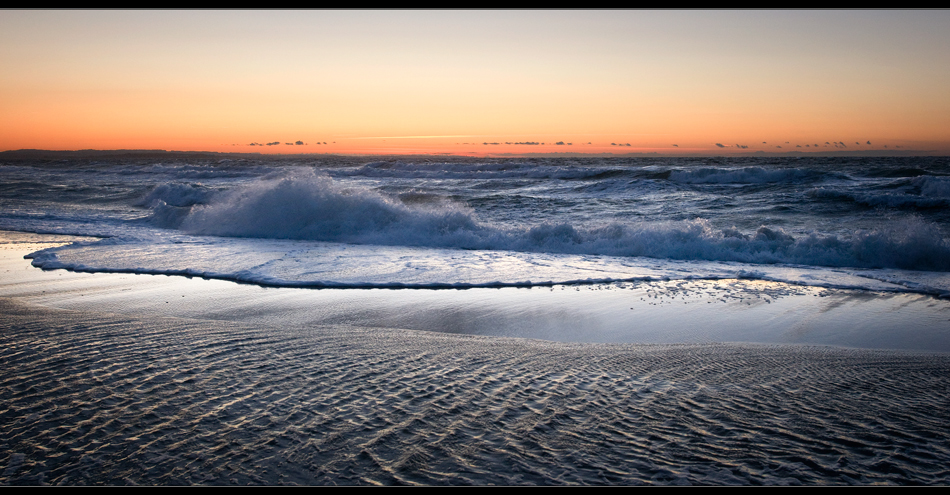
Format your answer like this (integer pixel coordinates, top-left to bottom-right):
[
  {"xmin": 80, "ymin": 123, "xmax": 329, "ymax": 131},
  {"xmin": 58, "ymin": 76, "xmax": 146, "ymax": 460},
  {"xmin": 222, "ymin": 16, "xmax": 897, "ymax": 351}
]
[
  {"xmin": 915, "ymin": 175, "xmax": 950, "ymax": 198},
  {"xmin": 145, "ymin": 171, "xmax": 950, "ymax": 272},
  {"xmin": 136, "ymin": 182, "xmax": 219, "ymax": 208}
]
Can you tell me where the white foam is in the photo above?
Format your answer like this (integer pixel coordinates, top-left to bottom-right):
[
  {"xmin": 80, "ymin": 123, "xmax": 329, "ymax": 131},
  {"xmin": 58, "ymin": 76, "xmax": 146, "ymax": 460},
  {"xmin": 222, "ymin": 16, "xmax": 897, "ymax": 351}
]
[{"xmin": 26, "ymin": 235, "xmax": 950, "ymax": 296}]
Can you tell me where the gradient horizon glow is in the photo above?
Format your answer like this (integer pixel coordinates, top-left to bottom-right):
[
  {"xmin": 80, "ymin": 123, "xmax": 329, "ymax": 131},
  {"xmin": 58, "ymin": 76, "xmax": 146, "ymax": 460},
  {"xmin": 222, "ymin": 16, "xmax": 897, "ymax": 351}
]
[{"xmin": 2, "ymin": 10, "xmax": 949, "ymax": 156}]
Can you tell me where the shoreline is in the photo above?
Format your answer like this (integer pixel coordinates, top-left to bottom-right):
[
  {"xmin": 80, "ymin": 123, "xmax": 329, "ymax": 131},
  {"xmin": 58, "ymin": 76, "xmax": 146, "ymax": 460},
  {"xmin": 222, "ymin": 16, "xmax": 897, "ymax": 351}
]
[
  {"xmin": 3, "ymin": 230, "xmax": 950, "ymax": 484},
  {"xmin": 5, "ymin": 230, "xmax": 950, "ymax": 352}
]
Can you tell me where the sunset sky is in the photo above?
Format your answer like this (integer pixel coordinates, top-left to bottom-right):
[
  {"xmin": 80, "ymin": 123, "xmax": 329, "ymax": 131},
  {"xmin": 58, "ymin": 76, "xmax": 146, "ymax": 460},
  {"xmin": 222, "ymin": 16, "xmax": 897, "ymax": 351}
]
[{"xmin": 2, "ymin": 10, "xmax": 949, "ymax": 156}]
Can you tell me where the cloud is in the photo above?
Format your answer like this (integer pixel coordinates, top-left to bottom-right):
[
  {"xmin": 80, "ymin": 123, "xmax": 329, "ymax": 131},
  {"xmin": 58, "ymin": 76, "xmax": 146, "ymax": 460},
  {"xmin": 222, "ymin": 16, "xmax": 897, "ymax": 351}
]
[
  {"xmin": 513, "ymin": 142, "xmax": 539, "ymax": 145},
  {"xmin": 555, "ymin": 141, "xmax": 565, "ymax": 145},
  {"xmin": 266, "ymin": 141, "xmax": 280, "ymax": 146},
  {"xmin": 715, "ymin": 143, "xmax": 725, "ymax": 148},
  {"xmin": 295, "ymin": 141, "xmax": 304, "ymax": 145},
  {"xmin": 867, "ymin": 141, "xmax": 871, "ymax": 145},
  {"xmin": 672, "ymin": 144, "xmax": 678, "ymax": 147}
]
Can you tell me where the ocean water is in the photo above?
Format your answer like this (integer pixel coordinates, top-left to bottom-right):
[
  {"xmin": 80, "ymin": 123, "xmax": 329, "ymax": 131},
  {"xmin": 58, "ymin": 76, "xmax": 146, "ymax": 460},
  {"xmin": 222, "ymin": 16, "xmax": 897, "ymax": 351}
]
[
  {"xmin": 4, "ymin": 155, "xmax": 950, "ymax": 485},
  {"xmin": 2, "ymin": 155, "xmax": 949, "ymax": 296}
]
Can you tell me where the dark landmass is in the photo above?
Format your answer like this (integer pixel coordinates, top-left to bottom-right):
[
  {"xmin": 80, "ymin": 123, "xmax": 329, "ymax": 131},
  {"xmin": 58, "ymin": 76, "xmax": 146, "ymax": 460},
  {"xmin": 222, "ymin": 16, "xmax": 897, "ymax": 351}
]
[
  {"xmin": 0, "ymin": 148, "xmax": 944, "ymax": 164},
  {"xmin": 494, "ymin": 149, "xmax": 945, "ymax": 158}
]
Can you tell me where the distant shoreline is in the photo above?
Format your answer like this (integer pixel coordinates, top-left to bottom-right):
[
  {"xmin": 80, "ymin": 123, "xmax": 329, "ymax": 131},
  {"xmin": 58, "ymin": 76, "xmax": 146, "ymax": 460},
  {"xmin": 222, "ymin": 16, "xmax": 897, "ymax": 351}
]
[{"xmin": 1, "ymin": 148, "xmax": 945, "ymax": 161}]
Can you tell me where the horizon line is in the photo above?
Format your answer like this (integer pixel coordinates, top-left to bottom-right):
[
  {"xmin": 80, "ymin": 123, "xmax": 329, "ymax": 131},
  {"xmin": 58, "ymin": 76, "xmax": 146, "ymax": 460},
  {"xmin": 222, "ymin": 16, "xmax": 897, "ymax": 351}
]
[{"xmin": 2, "ymin": 148, "xmax": 947, "ymax": 160}]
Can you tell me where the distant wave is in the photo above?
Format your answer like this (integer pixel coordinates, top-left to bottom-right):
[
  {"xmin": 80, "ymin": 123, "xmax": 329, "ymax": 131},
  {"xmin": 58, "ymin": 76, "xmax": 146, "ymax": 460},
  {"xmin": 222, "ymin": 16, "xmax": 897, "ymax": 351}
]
[
  {"xmin": 668, "ymin": 167, "xmax": 829, "ymax": 184},
  {"xmin": 330, "ymin": 161, "xmax": 859, "ymax": 189},
  {"xmin": 337, "ymin": 162, "xmax": 839, "ymax": 185},
  {"xmin": 806, "ymin": 175, "xmax": 950, "ymax": 210},
  {"xmin": 144, "ymin": 170, "xmax": 950, "ymax": 272},
  {"xmin": 335, "ymin": 161, "xmax": 641, "ymax": 181},
  {"xmin": 915, "ymin": 175, "xmax": 950, "ymax": 198}
]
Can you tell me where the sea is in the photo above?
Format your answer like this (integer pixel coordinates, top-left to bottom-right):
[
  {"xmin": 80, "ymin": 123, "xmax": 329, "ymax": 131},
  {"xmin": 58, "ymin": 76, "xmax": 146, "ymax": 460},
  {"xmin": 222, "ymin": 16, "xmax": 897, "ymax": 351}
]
[
  {"xmin": 3, "ymin": 154, "xmax": 950, "ymax": 485},
  {"xmin": 2, "ymin": 155, "xmax": 949, "ymax": 296}
]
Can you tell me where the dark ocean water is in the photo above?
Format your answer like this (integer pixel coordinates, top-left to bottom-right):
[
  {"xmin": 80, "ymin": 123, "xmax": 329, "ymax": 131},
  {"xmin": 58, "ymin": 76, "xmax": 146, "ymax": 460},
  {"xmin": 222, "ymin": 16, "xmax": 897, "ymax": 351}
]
[{"xmin": 2, "ymin": 156, "xmax": 949, "ymax": 294}]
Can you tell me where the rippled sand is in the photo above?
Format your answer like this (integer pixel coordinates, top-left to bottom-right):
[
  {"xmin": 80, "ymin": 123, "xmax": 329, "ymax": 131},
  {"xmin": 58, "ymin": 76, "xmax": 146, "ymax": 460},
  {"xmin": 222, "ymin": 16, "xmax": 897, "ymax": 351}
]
[{"xmin": 2, "ymin": 233, "xmax": 950, "ymax": 485}]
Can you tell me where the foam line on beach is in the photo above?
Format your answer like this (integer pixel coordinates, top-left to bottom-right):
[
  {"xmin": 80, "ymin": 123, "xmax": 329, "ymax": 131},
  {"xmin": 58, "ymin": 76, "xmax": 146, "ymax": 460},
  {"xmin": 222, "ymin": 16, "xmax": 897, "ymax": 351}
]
[{"xmin": 24, "ymin": 237, "xmax": 950, "ymax": 298}]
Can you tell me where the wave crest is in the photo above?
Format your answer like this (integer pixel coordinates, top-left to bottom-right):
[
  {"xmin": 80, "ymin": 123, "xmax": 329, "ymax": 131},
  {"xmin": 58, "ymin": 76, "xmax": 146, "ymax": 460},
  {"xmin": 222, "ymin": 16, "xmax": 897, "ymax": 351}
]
[
  {"xmin": 178, "ymin": 171, "xmax": 490, "ymax": 247},
  {"xmin": 150, "ymin": 172, "xmax": 950, "ymax": 272}
]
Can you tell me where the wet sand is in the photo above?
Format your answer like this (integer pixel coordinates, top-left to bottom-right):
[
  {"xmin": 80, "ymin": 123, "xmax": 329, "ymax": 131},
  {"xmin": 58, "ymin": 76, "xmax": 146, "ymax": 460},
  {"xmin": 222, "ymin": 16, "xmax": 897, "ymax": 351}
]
[{"xmin": 2, "ymin": 231, "xmax": 950, "ymax": 485}]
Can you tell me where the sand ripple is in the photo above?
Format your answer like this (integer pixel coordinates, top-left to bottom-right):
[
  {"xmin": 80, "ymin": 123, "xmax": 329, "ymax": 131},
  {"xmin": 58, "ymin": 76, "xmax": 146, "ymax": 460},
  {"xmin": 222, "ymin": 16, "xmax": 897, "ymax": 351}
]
[{"xmin": 2, "ymin": 298, "xmax": 949, "ymax": 485}]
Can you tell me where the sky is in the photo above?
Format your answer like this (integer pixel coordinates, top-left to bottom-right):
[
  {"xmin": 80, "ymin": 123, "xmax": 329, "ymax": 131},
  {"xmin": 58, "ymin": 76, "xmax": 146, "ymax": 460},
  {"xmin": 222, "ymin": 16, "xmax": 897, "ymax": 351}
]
[{"xmin": 2, "ymin": 10, "xmax": 949, "ymax": 156}]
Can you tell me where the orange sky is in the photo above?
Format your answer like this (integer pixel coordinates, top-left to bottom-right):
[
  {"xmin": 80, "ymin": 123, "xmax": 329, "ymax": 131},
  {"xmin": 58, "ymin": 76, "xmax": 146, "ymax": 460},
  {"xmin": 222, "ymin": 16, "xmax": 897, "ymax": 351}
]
[{"xmin": 2, "ymin": 10, "xmax": 949, "ymax": 155}]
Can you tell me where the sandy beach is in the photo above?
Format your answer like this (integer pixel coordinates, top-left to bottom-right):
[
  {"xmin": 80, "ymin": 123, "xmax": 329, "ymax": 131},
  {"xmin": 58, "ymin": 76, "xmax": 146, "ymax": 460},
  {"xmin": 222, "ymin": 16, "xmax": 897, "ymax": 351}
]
[{"xmin": 2, "ymin": 231, "xmax": 950, "ymax": 485}]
